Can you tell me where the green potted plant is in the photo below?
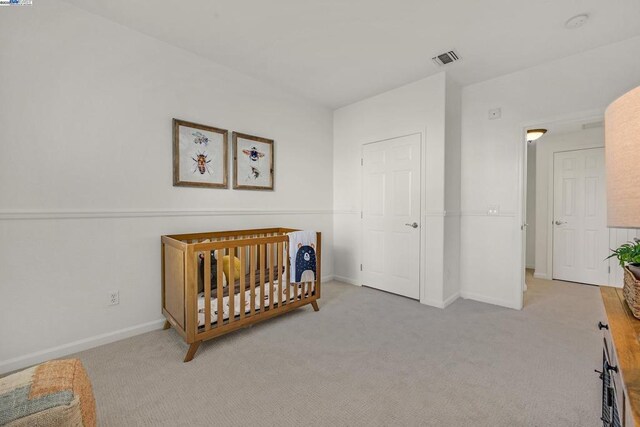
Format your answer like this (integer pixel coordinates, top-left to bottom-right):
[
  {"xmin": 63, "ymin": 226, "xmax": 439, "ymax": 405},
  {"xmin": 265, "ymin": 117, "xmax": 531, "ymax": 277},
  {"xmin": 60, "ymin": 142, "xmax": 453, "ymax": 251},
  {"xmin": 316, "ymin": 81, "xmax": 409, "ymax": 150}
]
[{"xmin": 607, "ymin": 238, "xmax": 640, "ymax": 278}]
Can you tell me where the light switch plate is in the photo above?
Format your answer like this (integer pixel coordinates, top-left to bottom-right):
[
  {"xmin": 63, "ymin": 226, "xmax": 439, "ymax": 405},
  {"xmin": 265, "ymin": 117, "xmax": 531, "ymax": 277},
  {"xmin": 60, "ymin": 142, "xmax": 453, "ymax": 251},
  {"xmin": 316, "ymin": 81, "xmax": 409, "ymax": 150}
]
[{"xmin": 488, "ymin": 205, "xmax": 500, "ymax": 216}]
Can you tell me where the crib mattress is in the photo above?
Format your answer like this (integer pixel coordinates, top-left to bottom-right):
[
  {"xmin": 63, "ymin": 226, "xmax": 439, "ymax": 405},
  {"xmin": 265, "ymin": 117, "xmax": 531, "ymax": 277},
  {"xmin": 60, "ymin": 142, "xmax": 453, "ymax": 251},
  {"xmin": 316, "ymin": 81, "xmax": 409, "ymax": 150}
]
[{"xmin": 197, "ymin": 281, "xmax": 315, "ymax": 326}]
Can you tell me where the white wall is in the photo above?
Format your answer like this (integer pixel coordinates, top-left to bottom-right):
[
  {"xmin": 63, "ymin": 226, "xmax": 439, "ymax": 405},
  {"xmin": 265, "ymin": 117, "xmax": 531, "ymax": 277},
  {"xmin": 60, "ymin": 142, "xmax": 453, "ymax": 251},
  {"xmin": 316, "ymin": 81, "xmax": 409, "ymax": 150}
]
[
  {"xmin": 460, "ymin": 35, "xmax": 640, "ymax": 309},
  {"xmin": 610, "ymin": 229, "xmax": 640, "ymax": 287},
  {"xmin": 0, "ymin": 1, "xmax": 334, "ymax": 373},
  {"xmin": 333, "ymin": 72, "xmax": 454, "ymax": 307},
  {"xmin": 525, "ymin": 143, "xmax": 536, "ymax": 269},
  {"xmin": 533, "ymin": 127, "xmax": 605, "ymax": 279}
]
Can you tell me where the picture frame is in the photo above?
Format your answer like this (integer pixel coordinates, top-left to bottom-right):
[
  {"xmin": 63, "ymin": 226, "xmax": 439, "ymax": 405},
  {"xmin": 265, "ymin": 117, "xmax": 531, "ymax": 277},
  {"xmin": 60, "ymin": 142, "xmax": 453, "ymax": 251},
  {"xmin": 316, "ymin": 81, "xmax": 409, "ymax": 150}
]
[
  {"xmin": 232, "ymin": 132, "xmax": 275, "ymax": 190},
  {"xmin": 173, "ymin": 119, "xmax": 228, "ymax": 189}
]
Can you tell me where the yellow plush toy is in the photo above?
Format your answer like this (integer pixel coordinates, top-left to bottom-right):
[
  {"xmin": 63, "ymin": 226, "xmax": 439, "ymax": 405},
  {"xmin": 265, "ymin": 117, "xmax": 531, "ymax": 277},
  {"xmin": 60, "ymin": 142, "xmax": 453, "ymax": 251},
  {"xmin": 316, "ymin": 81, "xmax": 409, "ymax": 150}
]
[
  {"xmin": 209, "ymin": 249, "xmax": 240, "ymax": 287},
  {"xmin": 222, "ymin": 255, "xmax": 241, "ymax": 285}
]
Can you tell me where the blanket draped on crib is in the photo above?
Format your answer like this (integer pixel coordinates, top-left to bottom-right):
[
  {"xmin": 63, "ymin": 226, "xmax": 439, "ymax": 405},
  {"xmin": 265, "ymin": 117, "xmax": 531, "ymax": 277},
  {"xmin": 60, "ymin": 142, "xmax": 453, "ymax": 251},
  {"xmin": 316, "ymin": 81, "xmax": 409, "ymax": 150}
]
[{"xmin": 287, "ymin": 230, "xmax": 317, "ymax": 283}]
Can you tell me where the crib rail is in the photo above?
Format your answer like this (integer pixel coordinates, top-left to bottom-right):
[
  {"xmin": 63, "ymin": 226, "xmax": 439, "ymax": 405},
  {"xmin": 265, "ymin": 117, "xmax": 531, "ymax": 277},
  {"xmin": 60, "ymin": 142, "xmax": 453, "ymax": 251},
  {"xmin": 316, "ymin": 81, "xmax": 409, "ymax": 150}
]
[{"xmin": 161, "ymin": 228, "xmax": 321, "ymax": 360}]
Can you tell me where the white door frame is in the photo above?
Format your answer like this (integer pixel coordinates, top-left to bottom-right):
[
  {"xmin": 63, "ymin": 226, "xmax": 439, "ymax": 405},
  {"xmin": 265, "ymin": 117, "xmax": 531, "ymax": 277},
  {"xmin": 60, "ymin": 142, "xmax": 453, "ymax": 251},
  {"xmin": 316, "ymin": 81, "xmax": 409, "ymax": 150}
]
[
  {"xmin": 360, "ymin": 131, "xmax": 425, "ymax": 301},
  {"xmin": 517, "ymin": 127, "xmax": 527, "ymax": 308}
]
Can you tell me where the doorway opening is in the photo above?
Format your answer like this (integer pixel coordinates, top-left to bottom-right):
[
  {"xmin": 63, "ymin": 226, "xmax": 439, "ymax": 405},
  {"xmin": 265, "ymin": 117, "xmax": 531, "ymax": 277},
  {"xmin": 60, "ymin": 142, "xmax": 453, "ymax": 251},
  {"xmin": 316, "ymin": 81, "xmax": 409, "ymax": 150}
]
[{"xmin": 520, "ymin": 115, "xmax": 632, "ymax": 305}]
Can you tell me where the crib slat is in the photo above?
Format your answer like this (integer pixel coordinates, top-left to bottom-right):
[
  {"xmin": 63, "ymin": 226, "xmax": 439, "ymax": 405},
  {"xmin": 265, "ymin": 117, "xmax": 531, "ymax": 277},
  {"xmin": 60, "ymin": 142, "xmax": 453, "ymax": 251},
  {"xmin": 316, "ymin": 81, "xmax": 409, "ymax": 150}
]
[
  {"xmin": 217, "ymin": 249, "xmax": 224, "ymax": 326},
  {"xmin": 228, "ymin": 247, "xmax": 235, "ymax": 323},
  {"xmin": 269, "ymin": 243, "xmax": 274, "ymax": 310},
  {"xmin": 239, "ymin": 246, "xmax": 246, "ymax": 320},
  {"xmin": 204, "ymin": 251, "xmax": 211, "ymax": 331},
  {"xmin": 277, "ymin": 242, "xmax": 283, "ymax": 307},
  {"xmin": 250, "ymin": 245, "xmax": 256, "ymax": 316},
  {"xmin": 259, "ymin": 244, "xmax": 265, "ymax": 313}
]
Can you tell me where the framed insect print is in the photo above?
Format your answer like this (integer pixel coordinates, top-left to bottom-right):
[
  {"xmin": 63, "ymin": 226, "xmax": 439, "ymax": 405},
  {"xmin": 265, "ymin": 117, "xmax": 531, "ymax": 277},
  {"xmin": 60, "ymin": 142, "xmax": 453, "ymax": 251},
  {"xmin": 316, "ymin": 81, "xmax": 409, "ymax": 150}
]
[
  {"xmin": 232, "ymin": 132, "xmax": 274, "ymax": 190},
  {"xmin": 173, "ymin": 119, "xmax": 228, "ymax": 189}
]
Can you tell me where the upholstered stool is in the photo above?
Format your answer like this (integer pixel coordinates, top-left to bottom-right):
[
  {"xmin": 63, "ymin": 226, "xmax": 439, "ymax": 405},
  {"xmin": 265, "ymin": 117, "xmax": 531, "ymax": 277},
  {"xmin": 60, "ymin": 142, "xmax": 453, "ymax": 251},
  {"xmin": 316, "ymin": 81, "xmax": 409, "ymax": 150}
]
[{"xmin": 0, "ymin": 359, "xmax": 96, "ymax": 426}]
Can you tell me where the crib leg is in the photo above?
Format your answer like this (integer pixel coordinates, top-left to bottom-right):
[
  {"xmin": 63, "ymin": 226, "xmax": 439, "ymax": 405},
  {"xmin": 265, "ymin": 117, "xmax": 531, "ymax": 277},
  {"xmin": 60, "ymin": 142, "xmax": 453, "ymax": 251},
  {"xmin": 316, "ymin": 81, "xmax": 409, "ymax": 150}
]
[
  {"xmin": 184, "ymin": 341, "xmax": 202, "ymax": 363},
  {"xmin": 311, "ymin": 301, "xmax": 320, "ymax": 312},
  {"xmin": 163, "ymin": 320, "xmax": 171, "ymax": 330}
]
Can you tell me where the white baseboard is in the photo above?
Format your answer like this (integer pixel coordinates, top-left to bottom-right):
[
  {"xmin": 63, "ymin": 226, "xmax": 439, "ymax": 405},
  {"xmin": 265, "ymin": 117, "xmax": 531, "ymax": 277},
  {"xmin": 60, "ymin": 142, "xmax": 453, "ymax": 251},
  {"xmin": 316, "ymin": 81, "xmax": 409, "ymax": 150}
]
[
  {"xmin": 460, "ymin": 291, "xmax": 521, "ymax": 310},
  {"xmin": 0, "ymin": 319, "xmax": 165, "ymax": 375},
  {"xmin": 2, "ymin": 276, "xmax": 336, "ymax": 375},
  {"xmin": 533, "ymin": 271, "xmax": 551, "ymax": 280},
  {"xmin": 420, "ymin": 292, "xmax": 460, "ymax": 309},
  {"xmin": 419, "ymin": 298, "xmax": 439, "ymax": 307},
  {"xmin": 333, "ymin": 275, "xmax": 360, "ymax": 286},
  {"xmin": 442, "ymin": 292, "xmax": 460, "ymax": 308}
]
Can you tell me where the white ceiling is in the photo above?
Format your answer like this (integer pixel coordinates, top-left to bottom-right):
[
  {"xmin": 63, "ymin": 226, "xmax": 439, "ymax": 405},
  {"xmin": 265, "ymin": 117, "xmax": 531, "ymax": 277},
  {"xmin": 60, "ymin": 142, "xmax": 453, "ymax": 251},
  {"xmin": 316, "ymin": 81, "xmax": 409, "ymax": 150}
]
[
  {"xmin": 64, "ymin": 0, "xmax": 640, "ymax": 109},
  {"xmin": 531, "ymin": 116, "xmax": 604, "ymax": 138}
]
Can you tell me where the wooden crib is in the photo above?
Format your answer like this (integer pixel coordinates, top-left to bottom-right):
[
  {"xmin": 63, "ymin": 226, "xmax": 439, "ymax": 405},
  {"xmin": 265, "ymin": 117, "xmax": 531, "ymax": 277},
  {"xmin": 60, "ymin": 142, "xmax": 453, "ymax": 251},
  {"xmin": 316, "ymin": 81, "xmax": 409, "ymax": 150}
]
[{"xmin": 161, "ymin": 228, "xmax": 321, "ymax": 362}]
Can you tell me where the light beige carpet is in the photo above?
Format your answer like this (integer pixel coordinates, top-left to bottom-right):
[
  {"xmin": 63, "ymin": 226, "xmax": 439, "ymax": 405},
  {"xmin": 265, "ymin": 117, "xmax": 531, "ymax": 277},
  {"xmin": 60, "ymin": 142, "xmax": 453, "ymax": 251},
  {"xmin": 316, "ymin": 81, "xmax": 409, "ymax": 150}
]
[{"xmin": 75, "ymin": 272, "xmax": 605, "ymax": 426}]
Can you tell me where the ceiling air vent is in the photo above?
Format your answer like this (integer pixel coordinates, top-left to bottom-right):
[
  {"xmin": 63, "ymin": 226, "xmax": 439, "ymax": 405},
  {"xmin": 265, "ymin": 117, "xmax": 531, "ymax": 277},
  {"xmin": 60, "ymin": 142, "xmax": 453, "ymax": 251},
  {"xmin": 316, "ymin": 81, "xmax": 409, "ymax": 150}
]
[
  {"xmin": 432, "ymin": 50, "xmax": 460, "ymax": 66},
  {"xmin": 582, "ymin": 120, "xmax": 604, "ymax": 130}
]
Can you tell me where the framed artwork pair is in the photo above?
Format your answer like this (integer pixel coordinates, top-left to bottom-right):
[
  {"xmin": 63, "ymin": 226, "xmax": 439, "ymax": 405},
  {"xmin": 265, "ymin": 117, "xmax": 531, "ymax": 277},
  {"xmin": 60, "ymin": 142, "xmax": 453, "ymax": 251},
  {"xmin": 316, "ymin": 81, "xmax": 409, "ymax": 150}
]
[{"xmin": 172, "ymin": 118, "xmax": 274, "ymax": 190}]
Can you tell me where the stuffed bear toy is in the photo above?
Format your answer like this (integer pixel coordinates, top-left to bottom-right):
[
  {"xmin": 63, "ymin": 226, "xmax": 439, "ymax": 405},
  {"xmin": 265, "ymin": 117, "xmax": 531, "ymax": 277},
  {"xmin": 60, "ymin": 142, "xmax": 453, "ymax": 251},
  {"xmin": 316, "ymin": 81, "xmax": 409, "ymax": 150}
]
[
  {"xmin": 199, "ymin": 249, "xmax": 244, "ymax": 293},
  {"xmin": 198, "ymin": 250, "xmax": 222, "ymax": 294},
  {"xmin": 295, "ymin": 243, "xmax": 317, "ymax": 283}
]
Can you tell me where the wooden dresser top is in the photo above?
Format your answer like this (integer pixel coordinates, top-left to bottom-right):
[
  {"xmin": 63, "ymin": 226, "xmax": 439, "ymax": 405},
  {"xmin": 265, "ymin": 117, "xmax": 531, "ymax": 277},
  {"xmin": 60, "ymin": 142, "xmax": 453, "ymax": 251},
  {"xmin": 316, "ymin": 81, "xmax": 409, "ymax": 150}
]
[{"xmin": 601, "ymin": 286, "xmax": 640, "ymax": 426}]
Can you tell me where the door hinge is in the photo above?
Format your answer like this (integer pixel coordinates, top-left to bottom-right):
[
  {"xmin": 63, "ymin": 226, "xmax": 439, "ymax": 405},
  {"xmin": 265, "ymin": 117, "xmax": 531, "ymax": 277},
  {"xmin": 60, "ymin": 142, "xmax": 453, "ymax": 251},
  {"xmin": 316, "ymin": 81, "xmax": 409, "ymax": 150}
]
[
  {"xmin": 361, "ymin": 211, "xmax": 363, "ymax": 219},
  {"xmin": 608, "ymin": 266, "xmax": 611, "ymax": 274},
  {"xmin": 361, "ymin": 158, "xmax": 363, "ymax": 166},
  {"xmin": 360, "ymin": 264, "xmax": 363, "ymax": 271}
]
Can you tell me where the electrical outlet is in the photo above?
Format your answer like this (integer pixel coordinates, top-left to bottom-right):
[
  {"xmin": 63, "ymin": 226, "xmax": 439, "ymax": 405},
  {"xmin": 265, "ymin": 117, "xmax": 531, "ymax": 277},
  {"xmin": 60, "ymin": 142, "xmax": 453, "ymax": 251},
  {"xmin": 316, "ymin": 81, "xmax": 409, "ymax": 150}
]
[
  {"xmin": 108, "ymin": 290, "xmax": 119, "ymax": 306},
  {"xmin": 487, "ymin": 205, "xmax": 500, "ymax": 216},
  {"xmin": 488, "ymin": 108, "xmax": 501, "ymax": 120}
]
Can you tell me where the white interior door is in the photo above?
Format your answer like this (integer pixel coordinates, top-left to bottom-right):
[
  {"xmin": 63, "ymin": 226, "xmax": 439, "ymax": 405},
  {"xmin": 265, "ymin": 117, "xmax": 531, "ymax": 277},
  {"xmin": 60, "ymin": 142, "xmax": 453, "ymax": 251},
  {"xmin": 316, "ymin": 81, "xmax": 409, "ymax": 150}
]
[
  {"xmin": 361, "ymin": 134, "xmax": 421, "ymax": 299},
  {"xmin": 552, "ymin": 148, "xmax": 608, "ymax": 285}
]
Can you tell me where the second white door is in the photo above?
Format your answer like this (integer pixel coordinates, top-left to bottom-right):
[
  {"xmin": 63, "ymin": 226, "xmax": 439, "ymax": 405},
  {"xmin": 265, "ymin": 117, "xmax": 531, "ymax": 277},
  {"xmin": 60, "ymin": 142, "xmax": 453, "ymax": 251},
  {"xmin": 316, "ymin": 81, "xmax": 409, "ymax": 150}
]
[
  {"xmin": 362, "ymin": 134, "xmax": 421, "ymax": 299},
  {"xmin": 552, "ymin": 147, "xmax": 608, "ymax": 285}
]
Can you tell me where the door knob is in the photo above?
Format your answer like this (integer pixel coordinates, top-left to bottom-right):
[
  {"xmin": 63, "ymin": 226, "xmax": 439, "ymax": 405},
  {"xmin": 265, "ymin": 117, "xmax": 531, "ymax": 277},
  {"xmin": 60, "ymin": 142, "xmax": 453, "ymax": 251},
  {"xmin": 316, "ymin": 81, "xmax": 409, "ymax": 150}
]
[
  {"xmin": 554, "ymin": 220, "xmax": 567, "ymax": 226},
  {"xmin": 598, "ymin": 321, "xmax": 609, "ymax": 330},
  {"xmin": 405, "ymin": 222, "xmax": 419, "ymax": 229}
]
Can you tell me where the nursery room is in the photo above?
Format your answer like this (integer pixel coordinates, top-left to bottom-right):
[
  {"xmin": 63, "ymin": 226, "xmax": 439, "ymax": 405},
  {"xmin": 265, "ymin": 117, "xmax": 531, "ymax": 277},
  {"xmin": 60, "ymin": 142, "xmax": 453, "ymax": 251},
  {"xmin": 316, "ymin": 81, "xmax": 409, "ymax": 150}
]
[{"xmin": 1, "ymin": 0, "xmax": 640, "ymax": 425}]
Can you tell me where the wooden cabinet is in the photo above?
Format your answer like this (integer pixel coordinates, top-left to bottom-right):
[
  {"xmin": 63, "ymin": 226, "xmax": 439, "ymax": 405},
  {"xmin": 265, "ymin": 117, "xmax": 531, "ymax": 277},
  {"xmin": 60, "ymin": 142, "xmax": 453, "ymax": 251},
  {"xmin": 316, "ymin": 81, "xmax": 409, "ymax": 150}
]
[{"xmin": 600, "ymin": 287, "xmax": 640, "ymax": 426}]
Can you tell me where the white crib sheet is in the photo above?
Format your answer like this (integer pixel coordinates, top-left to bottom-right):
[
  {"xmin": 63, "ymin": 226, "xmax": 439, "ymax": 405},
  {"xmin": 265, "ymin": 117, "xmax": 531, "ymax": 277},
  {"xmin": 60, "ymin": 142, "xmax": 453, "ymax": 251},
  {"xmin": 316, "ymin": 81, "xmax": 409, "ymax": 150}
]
[{"xmin": 197, "ymin": 281, "xmax": 316, "ymax": 326}]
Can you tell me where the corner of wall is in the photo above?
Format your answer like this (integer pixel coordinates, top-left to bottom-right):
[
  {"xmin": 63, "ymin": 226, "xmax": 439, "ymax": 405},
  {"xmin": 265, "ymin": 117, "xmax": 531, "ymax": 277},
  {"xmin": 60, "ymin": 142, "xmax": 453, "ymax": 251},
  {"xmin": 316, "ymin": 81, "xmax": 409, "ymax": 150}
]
[{"xmin": 443, "ymin": 73, "xmax": 462, "ymax": 302}]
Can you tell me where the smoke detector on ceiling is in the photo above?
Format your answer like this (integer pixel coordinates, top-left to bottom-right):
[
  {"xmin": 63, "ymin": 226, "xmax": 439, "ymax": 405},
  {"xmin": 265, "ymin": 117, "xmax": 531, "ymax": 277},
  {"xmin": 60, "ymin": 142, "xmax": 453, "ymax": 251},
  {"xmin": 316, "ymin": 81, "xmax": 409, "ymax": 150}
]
[
  {"xmin": 432, "ymin": 50, "xmax": 460, "ymax": 67},
  {"xmin": 565, "ymin": 14, "xmax": 589, "ymax": 29}
]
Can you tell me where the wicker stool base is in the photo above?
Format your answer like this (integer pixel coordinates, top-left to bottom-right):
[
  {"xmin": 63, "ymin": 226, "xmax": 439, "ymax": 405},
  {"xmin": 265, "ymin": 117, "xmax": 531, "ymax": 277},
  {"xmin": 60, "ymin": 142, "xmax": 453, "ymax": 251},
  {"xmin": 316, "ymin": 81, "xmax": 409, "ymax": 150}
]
[{"xmin": 623, "ymin": 267, "xmax": 640, "ymax": 319}]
